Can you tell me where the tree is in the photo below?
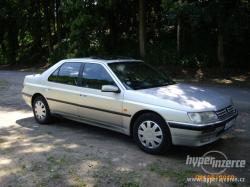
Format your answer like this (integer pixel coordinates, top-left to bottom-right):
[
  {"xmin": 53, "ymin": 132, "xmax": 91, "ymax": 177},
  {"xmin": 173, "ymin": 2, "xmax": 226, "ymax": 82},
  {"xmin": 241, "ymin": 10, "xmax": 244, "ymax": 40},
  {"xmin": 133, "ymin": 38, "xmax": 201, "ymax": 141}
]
[
  {"xmin": 139, "ymin": 0, "xmax": 145, "ymax": 58},
  {"xmin": 176, "ymin": 0, "xmax": 182, "ymax": 55},
  {"xmin": 0, "ymin": 0, "xmax": 249, "ymax": 68}
]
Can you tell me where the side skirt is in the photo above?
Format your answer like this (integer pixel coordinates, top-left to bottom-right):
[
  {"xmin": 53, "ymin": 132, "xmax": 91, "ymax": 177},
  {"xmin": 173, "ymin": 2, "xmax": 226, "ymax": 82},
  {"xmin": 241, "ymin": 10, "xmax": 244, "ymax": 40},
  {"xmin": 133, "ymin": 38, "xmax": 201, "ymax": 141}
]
[{"xmin": 51, "ymin": 111, "xmax": 127, "ymax": 135}]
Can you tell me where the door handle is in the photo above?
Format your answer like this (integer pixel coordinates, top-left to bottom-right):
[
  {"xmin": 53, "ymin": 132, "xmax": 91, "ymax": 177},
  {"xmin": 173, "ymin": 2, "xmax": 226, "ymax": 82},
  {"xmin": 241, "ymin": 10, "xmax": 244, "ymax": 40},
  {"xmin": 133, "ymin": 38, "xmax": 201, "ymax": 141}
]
[
  {"xmin": 80, "ymin": 94, "xmax": 87, "ymax": 97},
  {"xmin": 45, "ymin": 88, "xmax": 51, "ymax": 91}
]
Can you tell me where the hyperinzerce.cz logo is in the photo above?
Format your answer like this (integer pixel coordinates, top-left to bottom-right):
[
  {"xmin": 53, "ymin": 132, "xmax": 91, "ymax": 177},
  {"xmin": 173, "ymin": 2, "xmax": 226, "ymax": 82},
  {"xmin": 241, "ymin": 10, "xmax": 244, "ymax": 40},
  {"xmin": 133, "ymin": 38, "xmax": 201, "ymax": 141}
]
[{"xmin": 186, "ymin": 150, "xmax": 246, "ymax": 174}]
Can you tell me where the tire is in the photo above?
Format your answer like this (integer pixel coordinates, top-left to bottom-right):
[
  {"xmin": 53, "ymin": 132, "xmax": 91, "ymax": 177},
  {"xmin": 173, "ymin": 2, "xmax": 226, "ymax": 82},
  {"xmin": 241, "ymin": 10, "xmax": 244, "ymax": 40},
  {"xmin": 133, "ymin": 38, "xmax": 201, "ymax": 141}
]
[
  {"xmin": 32, "ymin": 96, "xmax": 52, "ymax": 124},
  {"xmin": 133, "ymin": 113, "xmax": 172, "ymax": 154}
]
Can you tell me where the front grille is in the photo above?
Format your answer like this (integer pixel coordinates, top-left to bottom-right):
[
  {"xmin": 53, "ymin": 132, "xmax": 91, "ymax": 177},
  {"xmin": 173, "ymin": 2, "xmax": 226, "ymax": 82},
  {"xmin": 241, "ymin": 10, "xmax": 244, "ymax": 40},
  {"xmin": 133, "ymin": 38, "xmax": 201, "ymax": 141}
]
[{"xmin": 216, "ymin": 105, "xmax": 237, "ymax": 121}]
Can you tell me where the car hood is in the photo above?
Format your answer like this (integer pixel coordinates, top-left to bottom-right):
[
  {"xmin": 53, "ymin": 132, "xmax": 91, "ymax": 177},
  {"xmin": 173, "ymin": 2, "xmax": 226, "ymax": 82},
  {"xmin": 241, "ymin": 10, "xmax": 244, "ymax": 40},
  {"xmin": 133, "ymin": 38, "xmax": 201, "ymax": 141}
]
[{"xmin": 137, "ymin": 83, "xmax": 232, "ymax": 111}]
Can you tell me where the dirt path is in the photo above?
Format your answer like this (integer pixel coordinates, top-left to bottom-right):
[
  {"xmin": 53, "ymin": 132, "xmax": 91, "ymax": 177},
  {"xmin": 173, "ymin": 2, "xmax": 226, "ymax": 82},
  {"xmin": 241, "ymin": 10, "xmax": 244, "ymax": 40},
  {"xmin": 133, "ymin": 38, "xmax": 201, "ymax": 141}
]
[{"xmin": 0, "ymin": 71, "xmax": 249, "ymax": 187}]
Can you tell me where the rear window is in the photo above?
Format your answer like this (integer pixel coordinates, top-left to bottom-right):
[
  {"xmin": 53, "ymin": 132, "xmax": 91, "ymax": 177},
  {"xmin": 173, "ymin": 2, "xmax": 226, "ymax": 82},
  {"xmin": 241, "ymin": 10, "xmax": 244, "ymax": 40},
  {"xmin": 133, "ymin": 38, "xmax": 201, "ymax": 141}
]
[{"xmin": 48, "ymin": 62, "xmax": 82, "ymax": 86}]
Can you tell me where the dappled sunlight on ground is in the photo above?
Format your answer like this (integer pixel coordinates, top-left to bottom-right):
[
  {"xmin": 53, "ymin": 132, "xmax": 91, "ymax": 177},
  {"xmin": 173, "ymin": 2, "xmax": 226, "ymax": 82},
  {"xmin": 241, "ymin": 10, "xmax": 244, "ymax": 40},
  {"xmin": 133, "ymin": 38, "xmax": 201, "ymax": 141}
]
[
  {"xmin": 231, "ymin": 75, "xmax": 248, "ymax": 82},
  {"xmin": 0, "ymin": 167, "xmax": 21, "ymax": 181},
  {"xmin": 173, "ymin": 69, "xmax": 250, "ymax": 88},
  {"xmin": 19, "ymin": 145, "xmax": 54, "ymax": 154},
  {"xmin": 234, "ymin": 128, "xmax": 246, "ymax": 133},
  {"xmin": 213, "ymin": 73, "xmax": 250, "ymax": 86},
  {"xmin": 62, "ymin": 143, "xmax": 79, "ymax": 149},
  {"xmin": 212, "ymin": 78, "xmax": 233, "ymax": 84},
  {"xmin": 116, "ymin": 166, "xmax": 133, "ymax": 172},
  {"xmin": 0, "ymin": 157, "xmax": 12, "ymax": 166},
  {"xmin": 0, "ymin": 110, "xmax": 32, "ymax": 128}
]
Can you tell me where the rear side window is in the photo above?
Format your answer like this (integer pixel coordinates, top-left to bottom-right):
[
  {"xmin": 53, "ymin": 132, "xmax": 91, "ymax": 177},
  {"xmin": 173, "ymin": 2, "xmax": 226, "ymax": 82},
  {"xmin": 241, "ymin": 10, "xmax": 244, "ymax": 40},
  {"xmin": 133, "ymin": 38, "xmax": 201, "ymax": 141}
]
[
  {"xmin": 48, "ymin": 62, "xmax": 81, "ymax": 86},
  {"xmin": 80, "ymin": 63, "xmax": 115, "ymax": 89}
]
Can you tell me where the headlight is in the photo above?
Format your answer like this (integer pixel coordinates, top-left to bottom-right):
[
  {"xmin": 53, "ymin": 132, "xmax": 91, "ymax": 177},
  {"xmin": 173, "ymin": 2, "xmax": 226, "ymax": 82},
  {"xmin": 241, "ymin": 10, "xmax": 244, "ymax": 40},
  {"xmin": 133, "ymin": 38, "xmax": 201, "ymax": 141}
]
[{"xmin": 188, "ymin": 112, "xmax": 218, "ymax": 124}]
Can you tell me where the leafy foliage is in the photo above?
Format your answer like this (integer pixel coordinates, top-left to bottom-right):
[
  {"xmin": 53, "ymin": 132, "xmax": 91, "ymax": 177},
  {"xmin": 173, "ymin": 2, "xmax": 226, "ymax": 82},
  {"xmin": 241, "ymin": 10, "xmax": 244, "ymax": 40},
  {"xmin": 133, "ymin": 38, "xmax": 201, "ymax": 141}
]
[{"xmin": 0, "ymin": 0, "xmax": 249, "ymax": 68}]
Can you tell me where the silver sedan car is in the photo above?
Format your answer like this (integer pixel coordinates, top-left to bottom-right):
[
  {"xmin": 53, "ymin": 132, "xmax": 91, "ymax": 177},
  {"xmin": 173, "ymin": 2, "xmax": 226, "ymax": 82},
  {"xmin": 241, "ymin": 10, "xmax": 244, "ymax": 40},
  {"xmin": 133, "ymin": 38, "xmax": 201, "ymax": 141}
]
[{"xmin": 22, "ymin": 58, "xmax": 238, "ymax": 154}]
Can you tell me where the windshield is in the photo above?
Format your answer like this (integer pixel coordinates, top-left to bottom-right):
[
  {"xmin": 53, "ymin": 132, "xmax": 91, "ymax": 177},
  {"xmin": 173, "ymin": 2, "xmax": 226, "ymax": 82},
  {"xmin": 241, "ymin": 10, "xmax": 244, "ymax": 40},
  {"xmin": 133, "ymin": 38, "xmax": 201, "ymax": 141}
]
[{"xmin": 108, "ymin": 61, "xmax": 175, "ymax": 90}]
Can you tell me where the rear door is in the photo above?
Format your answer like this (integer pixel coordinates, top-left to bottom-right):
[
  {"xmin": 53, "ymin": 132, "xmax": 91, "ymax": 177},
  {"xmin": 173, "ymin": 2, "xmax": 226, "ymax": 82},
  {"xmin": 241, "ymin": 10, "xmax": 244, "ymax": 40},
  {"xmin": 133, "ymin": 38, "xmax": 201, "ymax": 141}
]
[{"xmin": 45, "ymin": 62, "xmax": 82, "ymax": 117}]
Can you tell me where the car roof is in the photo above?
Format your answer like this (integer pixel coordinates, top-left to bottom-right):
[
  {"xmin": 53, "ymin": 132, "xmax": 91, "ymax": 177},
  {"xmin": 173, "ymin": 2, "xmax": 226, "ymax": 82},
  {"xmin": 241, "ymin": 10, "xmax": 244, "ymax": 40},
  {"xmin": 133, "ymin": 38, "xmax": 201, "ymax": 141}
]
[{"xmin": 61, "ymin": 57, "xmax": 142, "ymax": 64}]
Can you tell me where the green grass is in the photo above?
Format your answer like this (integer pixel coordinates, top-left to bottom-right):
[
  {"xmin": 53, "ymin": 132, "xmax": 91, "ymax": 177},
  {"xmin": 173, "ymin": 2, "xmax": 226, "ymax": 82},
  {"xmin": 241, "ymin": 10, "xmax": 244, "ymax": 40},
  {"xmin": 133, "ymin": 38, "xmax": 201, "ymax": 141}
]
[
  {"xmin": 121, "ymin": 182, "xmax": 141, "ymax": 187},
  {"xmin": 46, "ymin": 155, "xmax": 68, "ymax": 183},
  {"xmin": 50, "ymin": 173, "xmax": 62, "ymax": 180},
  {"xmin": 47, "ymin": 155, "xmax": 67, "ymax": 166},
  {"xmin": 149, "ymin": 163, "xmax": 198, "ymax": 187},
  {"xmin": 68, "ymin": 169, "xmax": 87, "ymax": 187},
  {"xmin": 93, "ymin": 165, "xmax": 140, "ymax": 187},
  {"xmin": 0, "ymin": 80, "xmax": 7, "ymax": 88},
  {"xmin": 0, "ymin": 138, "xmax": 6, "ymax": 144},
  {"xmin": 72, "ymin": 176, "xmax": 87, "ymax": 187},
  {"xmin": 35, "ymin": 182, "xmax": 49, "ymax": 187}
]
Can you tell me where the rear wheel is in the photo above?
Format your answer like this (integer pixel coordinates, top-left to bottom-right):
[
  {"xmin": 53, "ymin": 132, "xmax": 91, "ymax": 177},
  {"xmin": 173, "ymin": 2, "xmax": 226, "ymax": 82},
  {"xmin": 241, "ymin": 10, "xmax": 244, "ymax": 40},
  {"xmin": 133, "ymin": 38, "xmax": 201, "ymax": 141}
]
[
  {"xmin": 32, "ymin": 96, "xmax": 52, "ymax": 124},
  {"xmin": 133, "ymin": 113, "xmax": 172, "ymax": 154}
]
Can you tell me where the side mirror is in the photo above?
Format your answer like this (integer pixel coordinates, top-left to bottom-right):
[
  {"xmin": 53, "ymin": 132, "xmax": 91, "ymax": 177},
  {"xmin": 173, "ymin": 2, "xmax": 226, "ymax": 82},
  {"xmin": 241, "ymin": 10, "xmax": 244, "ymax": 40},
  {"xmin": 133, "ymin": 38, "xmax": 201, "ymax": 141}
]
[{"xmin": 101, "ymin": 85, "xmax": 120, "ymax": 93}]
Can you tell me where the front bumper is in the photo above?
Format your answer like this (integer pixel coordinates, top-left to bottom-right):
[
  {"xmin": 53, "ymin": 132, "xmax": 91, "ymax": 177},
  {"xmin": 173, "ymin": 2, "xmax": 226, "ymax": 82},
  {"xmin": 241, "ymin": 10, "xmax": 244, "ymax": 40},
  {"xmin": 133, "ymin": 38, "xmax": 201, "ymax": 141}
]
[{"xmin": 167, "ymin": 112, "xmax": 238, "ymax": 147}]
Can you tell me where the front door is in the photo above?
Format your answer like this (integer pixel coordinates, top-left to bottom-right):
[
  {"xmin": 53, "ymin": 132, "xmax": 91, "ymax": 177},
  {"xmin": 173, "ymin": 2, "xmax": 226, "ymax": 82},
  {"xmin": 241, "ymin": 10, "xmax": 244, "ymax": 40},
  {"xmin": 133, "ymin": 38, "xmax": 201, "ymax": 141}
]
[{"xmin": 77, "ymin": 63, "xmax": 124, "ymax": 129}]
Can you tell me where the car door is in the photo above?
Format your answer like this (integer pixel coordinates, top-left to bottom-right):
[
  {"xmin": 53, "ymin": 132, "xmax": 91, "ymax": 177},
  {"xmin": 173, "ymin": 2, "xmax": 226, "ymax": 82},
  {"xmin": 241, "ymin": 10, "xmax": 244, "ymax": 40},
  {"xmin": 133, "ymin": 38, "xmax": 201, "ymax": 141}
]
[
  {"xmin": 45, "ymin": 62, "xmax": 82, "ymax": 117},
  {"xmin": 77, "ymin": 63, "xmax": 124, "ymax": 129}
]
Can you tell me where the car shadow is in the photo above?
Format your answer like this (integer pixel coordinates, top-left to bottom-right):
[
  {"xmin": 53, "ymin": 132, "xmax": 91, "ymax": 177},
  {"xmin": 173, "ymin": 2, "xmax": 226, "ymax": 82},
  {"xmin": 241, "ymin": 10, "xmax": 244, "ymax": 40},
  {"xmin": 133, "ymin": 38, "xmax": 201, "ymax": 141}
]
[
  {"xmin": 15, "ymin": 116, "xmax": 229, "ymax": 159},
  {"xmin": 16, "ymin": 116, "xmax": 133, "ymax": 145}
]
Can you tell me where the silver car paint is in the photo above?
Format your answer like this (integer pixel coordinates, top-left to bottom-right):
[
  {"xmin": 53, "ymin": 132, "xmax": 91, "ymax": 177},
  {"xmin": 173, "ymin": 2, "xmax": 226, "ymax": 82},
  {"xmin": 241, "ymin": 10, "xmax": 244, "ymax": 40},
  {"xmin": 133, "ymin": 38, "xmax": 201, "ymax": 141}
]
[
  {"xmin": 136, "ymin": 84, "xmax": 232, "ymax": 111},
  {"xmin": 22, "ymin": 58, "xmax": 237, "ymax": 146}
]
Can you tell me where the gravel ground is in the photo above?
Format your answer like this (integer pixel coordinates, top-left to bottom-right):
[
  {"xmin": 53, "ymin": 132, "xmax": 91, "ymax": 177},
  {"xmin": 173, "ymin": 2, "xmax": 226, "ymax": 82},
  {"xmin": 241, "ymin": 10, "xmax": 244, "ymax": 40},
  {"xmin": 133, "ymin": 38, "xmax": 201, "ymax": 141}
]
[{"xmin": 0, "ymin": 70, "xmax": 249, "ymax": 187}]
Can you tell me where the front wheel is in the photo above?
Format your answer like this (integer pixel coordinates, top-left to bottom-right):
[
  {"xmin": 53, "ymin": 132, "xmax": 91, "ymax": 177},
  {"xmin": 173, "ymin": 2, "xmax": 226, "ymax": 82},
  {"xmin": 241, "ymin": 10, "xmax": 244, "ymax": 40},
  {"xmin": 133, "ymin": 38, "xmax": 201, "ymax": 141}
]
[
  {"xmin": 133, "ymin": 113, "xmax": 172, "ymax": 154},
  {"xmin": 32, "ymin": 96, "xmax": 52, "ymax": 124}
]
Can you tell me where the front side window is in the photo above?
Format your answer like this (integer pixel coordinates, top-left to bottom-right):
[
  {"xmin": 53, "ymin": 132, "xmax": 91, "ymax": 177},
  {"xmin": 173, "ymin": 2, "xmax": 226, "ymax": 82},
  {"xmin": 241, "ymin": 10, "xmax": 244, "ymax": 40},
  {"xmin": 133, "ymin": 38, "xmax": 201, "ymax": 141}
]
[
  {"xmin": 81, "ymin": 63, "xmax": 115, "ymax": 89},
  {"xmin": 108, "ymin": 61, "xmax": 175, "ymax": 90},
  {"xmin": 48, "ymin": 62, "xmax": 81, "ymax": 85}
]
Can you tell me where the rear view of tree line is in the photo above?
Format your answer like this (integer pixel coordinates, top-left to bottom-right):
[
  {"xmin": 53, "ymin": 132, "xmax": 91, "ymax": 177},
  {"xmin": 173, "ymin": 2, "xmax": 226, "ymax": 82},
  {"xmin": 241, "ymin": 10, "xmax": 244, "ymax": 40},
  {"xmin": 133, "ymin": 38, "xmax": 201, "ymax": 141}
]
[{"xmin": 0, "ymin": 0, "xmax": 249, "ymax": 68}]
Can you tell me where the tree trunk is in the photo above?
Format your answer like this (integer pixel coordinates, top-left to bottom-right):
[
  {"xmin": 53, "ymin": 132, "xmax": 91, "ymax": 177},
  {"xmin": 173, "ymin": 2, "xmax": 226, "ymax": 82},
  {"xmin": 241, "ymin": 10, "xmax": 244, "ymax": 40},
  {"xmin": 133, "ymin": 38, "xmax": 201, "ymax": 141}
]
[
  {"xmin": 177, "ymin": 17, "xmax": 181, "ymax": 55},
  {"xmin": 177, "ymin": 0, "xmax": 182, "ymax": 56},
  {"xmin": 31, "ymin": 0, "xmax": 42, "ymax": 52},
  {"xmin": 109, "ymin": 0, "xmax": 117, "ymax": 53},
  {"xmin": 7, "ymin": 20, "xmax": 18, "ymax": 64},
  {"xmin": 139, "ymin": 0, "xmax": 145, "ymax": 58},
  {"xmin": 55, "ymin": 0, "xmax": 61, "ymax": 42},
  {"xmin": 44, "ymin": 0, "xmax": 52, "ymax": 54},
  {"xmin": 217, "ymin": 22, "xmax": 225, "ymax": 68}
]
